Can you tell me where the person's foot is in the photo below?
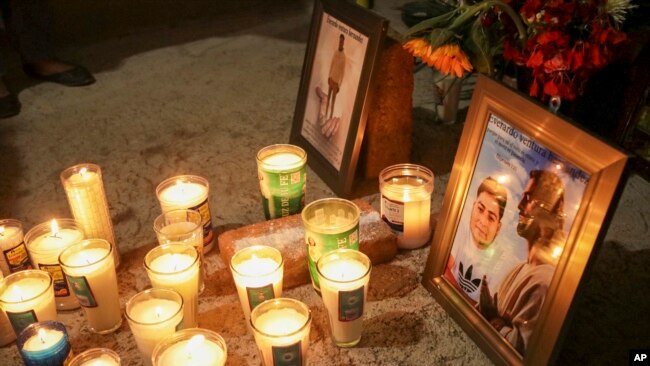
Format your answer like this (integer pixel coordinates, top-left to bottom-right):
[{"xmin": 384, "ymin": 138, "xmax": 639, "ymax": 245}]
[
  {"xmin": 0, "ymin": 80, "xmax": 21, "ymax": 119},
  {"xmin": 23, "ymin": 60, "xmax": 95, "ymax": 87}
]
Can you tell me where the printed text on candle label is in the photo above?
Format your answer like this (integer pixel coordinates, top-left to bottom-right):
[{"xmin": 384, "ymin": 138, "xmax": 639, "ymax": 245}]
[
  {"xmin": 38, "ymin": 263, "xmax": 71, "ymax": 297},
  {"xmin": 306, "ymin": 226, "xmax": 359, "ymax": 289},
  {"xmin": 380, "ymin": 195, "xmax": 404, "ymax": 233},
  {"xmin": 2, "ymin": 241, "xmax": 33, "ymax": 272}
]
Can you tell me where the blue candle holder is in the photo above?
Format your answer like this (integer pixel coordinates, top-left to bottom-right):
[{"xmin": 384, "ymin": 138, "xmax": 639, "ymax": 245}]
[{"xmin": 17, "ymin": 320, "xmax": 73, "ymax": 366}]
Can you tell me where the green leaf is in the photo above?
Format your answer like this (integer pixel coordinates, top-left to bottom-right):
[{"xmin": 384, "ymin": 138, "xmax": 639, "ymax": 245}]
[
  {"xmin": 429, "ymin": 29, "xmax": 456, "ymax": 49},
  {"xmin": 404, "ymin": 9, "xmax": 461, "ymax": 37},
  {"xmin": 465, "ymin": 19, "xmax": 494, "ymax": 75}
]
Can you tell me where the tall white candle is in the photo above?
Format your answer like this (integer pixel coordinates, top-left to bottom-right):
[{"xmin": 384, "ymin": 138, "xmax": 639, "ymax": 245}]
[
  {"xmin": 379, "ymin": 164, "xmax": 434, "ymax": 249},
  {"xmin": 126, "ymin": 288, "xmax": 184, "ymax": 362},
  {"xmin": 152, "ymin": 329, "xmax": 227, "ymax": 366},
  {"xmin": 59, "ymin": 239, "xmax": 122, "ymax": 334},
  {"xmin": 145, "ymin": 244, "xmax": 199, "ymax": 329},
  {"xmin": 24, "ymin": 219, "xmax": 84, "ymax": 311},
  {"xmin": 0, "ymin": 219, "xmax": 33, "ymax": 276},
  {"xmin": 230, "ymin": 246, "xmax": 283, "ymax": 323},
  {"xmin": 156, "ymin": 176, "xmax": 214, "ymax": 253},
  {"xmin": 0, "ymin": 270, "xmax": 57, "ymax": 336},
  {"xmin": 316, "ymin": 249, "xmax": 371, "ymax": 347},
  {"xmin": 61, "ymin": 164, "xmax": 120, "ymax": 267},
  {"xmin": 250, "ymin": 298, "xmax": 311, "ymax": 366}
]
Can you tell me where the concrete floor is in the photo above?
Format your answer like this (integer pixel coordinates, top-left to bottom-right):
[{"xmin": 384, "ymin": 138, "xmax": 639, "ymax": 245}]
[{"xmin": 1, "ymin": 1, "xmax": 649, "ymax": 365}]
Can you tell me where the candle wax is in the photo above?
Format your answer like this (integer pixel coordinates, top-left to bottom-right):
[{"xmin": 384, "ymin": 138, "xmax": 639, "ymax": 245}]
[
  {"xmin": 255, "ymin": 308, "xmax": 307, "ymax": 336},
  {"xmin": 158, "ymin": 336, "xmax": 225, "ymax": 366},
  {"xmin": 22, "ymin": 328, "xmax": 63, "ymax": 351},
  {"xmin": 78, "ymin": 354, "xmax": 120, "ymax": 366},
  {"xmin": 159, "ymin": 182, "xmax": 207, "ymax": 207},
  {"xmin": 128, "ymin": 298, "xmax": 180, "ymax": 323}
]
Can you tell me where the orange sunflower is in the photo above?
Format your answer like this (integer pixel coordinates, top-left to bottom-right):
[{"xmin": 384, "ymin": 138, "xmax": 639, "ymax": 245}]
[{"xmin": 403, "ymin": 40, "xmax": 473, "ymax": 78}]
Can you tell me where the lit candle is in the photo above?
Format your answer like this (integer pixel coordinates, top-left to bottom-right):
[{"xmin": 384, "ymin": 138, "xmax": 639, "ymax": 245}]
[
  {"xmin": 144, "ymin": 244, "xmax": 200, "ymax": 329},
  {"xmin": 69, "ymin": 348, "xmax": 120, "ymax": 366},
  {"xmin": 0, "ymin": 219, "xmax": 33, "ymax": 276},
  {"xmin": 17, "ymin": 320, "xmax": 73, "ymax": 366},
  {"xmin": 24, "ymin": 218, "xmax": 84, "ymax": 310},
  {"xmin": 316, "ymin": 249, "xmax": 371, "ymax": 347},
  {"xmin": 0, "ymin": 272, "xmax": 16, "ymax": 346},
  {"xmin": 156, "ymin": 175, "xmax": 215, "ymax": 253},
  {"xmin": 61, "ymin": 163, "xmax": 120, "ymax": 267},
  {"xmin": 153, "ymin": 209, "xmax": 205, "ymax": 293},
  {"xmin": 230, "ymin": 245, "xmax": 283, "ymax": 322},
  {"xmin": 379, "ymin": 164, "xmax": 434, "ymax": 249},
  {"xmin": 0, "ymin": 270, "xmax": 57, "ymax": 335},
  {"xmin": 256, "ymin": 144, "xmax": 307, "ymax": 220},
  {"xmin": 126, "ymin": 288, "xmax": 184, "ymax": 361},
  {"xmin": 152, "ymin": 328, "xmax": 227, "ymax": 366},
  {"xmin": 58, "ymin": 239, "xmax": 122, "ymax": 334},
  {"xmin": 250, "ymin": 298, "xmax": 311, "ymax": 366},
  {"xmin": 301, "ymin": 198, "xmax": 360, "ymax": 292}
]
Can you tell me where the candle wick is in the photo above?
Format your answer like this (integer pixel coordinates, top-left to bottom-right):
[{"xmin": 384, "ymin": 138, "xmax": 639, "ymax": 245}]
[{"xmin": 50, "ymin": 233, "xmax": 61, "ymax": 239}]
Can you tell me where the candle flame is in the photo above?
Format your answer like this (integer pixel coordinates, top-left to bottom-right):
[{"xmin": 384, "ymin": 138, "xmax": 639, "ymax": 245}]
[
  {"xmin": 0, "ymin": 226, "xmax": 4, "ymax": 236},
  {"xmin": 79, "ymin": 167, "xmax": 88, "ymax": 177},
  {"xmin": 155, "ymin": 307, "xmax": 162, "ymax": 319},
  {"xmin": 50, "ymin": 219, "xmax": 60, "ymax": 237},
  {"xmin": 496, "ymin": 175, "xmax": 509, "ymax": 185},
  {"xmin": 555, "ymin": 163, "xmax": 562, "ymax": 170},
  {"xmin": 186, "ymin": 334, "xmax": 205, "ymax": 359},
  {"xmin": 38, "ymin": 329, "xmax": 46, "ymax": 343},
  {"xmin": 14, "ymin": 284, "xmax": 24, "ymax": 301},
  {"xmin": 551, "ymin": 246, "xmax": 563, "ymax": 259}
]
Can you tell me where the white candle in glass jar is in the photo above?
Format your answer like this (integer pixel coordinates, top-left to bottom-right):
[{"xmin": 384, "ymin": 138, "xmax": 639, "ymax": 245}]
[
  {"xmin": 0, "ymin": 272, "xmax": 16, "ymax": 346},
  {"xmin": 230, "ymin": 246, "xmax": 283, "ymax": 323},
  {"xmin": 317, "ymin": 251, "xmax": 370, "ymax": 347},
  {"xmin": 126, "ymin": 288, "xmax": 184, "ymax": 361},
  {"xmin": 156, "ymin": 176, "xmax": 214, "ymax": 253},
  {"xmin": 58, "ymin": 240, "xmax": 122, "ymax": 334},
  {"xmin": 0, "ymin": 220, "xmax": 33, "ymax": 276},
  {"xmin": 145, "ymin": 245, "xmax": 199, "ymax": 329},
  {"xmin": 69, "ymin": 348, "xmax": 121, "ymax": 366},
  {"xmin": 25, "ymin": 219, "xmax": 83, "ymax": 311},
  {"xmin": 379, "ymin": 164, "xmax": 434, "ymax": 249},
  {"xmin": 61, "ymin": 164, "xmax": 120, "ymax": 267},
  {"xmin": 156, "ymin": 334, "xmax": 225, "ymax": 366},
  {"xmin": 0, "ymin": 270, "xmax": 57, "ymax": 335},
  {"xmin": 250, "ymin": 299, "xmax": 311, "ymax": 366}
]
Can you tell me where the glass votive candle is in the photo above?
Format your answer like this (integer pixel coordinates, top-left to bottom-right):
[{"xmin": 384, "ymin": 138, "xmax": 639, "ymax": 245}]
[
  {"xmin": 316, "ymin": 249, "xmax": 371, "ymax": 347},
  {"xmin": 230, "ymin": 245, "xmax": 283, "ymax": 323},
  {"xmin": 58, "ymin": 239, "xmax": 122, "ymax": 334},
  {"xmin": 0, "ymin": 219, "xmax": 33, "ymax": 275},
  {"xmin": 144, "ymin": 243, "xmax": 200, "ymax": 329},
  {"xmin": 0, "ymin": 272, "xmax": 17, "ymax": 346},
  {"xmin": 69, "ymin": 348, "xmax": 120, "ymax": 366},
  {"xmin": 151, "ymin": 328, "xmax": 227, "ymax": 366},
  {"xmin": 250, "ymin": 298, "xmax": 312, "ymax": 366},
  {"xmin": 61, "ymin": 163, "xmax": 121, "ymax": 268},
  {"xmin": 301, "ymin": 198, "xmax": 360, "ymax": 292},
  {"xmin": 0, "ymin": 269, "xmax": 57, "ymax": 336},
  {"xmin": 256, "ymin": 144, "xmax": 307, "ymax": 220},
  {"xmin": 24, "ymin": 219, "xmax": 84, "ymax": 311},
  {"xmin": 153, "ymin": 209, "xmax": 205, "ymax": 293},
  {"xmin": 17, "ymin": 320, "xmax": 74, "ymax": 366},
  {"xmin": 379, "ymin": 163, "xmax": 434, "ymax": 249},
  {"xmin": 156, "ymin": 175, "xmax": 215, "ymax": 254},
  {"xmin": 126, "ymin": 288, "xmax": 184, "ymax": 362}
]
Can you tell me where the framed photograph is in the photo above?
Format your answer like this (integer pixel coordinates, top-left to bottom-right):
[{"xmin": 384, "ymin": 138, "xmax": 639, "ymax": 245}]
[
  {"xmin": 423, "ymin": 75, "xmax": 629, "ymax": 365},
  {"xmin": 290, "ymin": 0, "xmax": 387, "ymax": 197}
]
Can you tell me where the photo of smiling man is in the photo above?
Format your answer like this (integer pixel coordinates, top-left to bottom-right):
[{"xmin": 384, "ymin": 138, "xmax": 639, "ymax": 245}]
[{"xmin": 445, "ymin": 176, "xmax": 514, "ymax": 305}]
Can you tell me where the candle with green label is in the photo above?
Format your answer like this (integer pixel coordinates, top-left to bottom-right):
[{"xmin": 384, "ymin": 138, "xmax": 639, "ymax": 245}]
[
  {"xmin": 0, "ymin": 219, "xmax": 33, "ymax": 276},
  {"xmin": 58, "ymin": 239, "xmax": 122, "ymax": 334},
  {"xmin": 0, "ymin": 270, "xmax": 57, "ymax": 336},
  {"xmin": 301, "ymin": 198, "xmax": 360, "ymax": 292},
  {"xmin": 256, "ymin": 144, "xmax": 307, "ymax": 220}
]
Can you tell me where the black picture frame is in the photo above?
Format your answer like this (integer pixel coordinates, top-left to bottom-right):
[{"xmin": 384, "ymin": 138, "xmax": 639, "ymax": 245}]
[{"xmin": 290, "ymin": 0, "xmax": 387, "ymax": 197}]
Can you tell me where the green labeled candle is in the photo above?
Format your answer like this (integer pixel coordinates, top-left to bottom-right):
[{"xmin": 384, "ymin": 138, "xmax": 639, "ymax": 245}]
[
  {"xmin": 301, "ymin": 198, "xmax": 360, "ymax": 291},
  {"xmin": 256, "ymin": 144, "xmax": 307, "ymax": 220}
]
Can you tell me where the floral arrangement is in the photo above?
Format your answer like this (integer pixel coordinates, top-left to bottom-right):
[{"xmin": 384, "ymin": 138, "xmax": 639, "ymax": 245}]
[{"xmin": 403, "ymin": 0, "xmax": 636, "ymax": 101}]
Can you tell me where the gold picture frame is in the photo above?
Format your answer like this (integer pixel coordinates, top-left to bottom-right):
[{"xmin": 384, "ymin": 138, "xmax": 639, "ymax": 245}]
[{"xmin": 423, "ymin": 75, "xmax": 629, "ymax": 365}]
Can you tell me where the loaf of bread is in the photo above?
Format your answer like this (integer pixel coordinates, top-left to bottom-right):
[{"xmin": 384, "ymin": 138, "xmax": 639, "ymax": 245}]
[{"xmin": 218, "ymin": 199, "xmax": 398, "ymax": 289}]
